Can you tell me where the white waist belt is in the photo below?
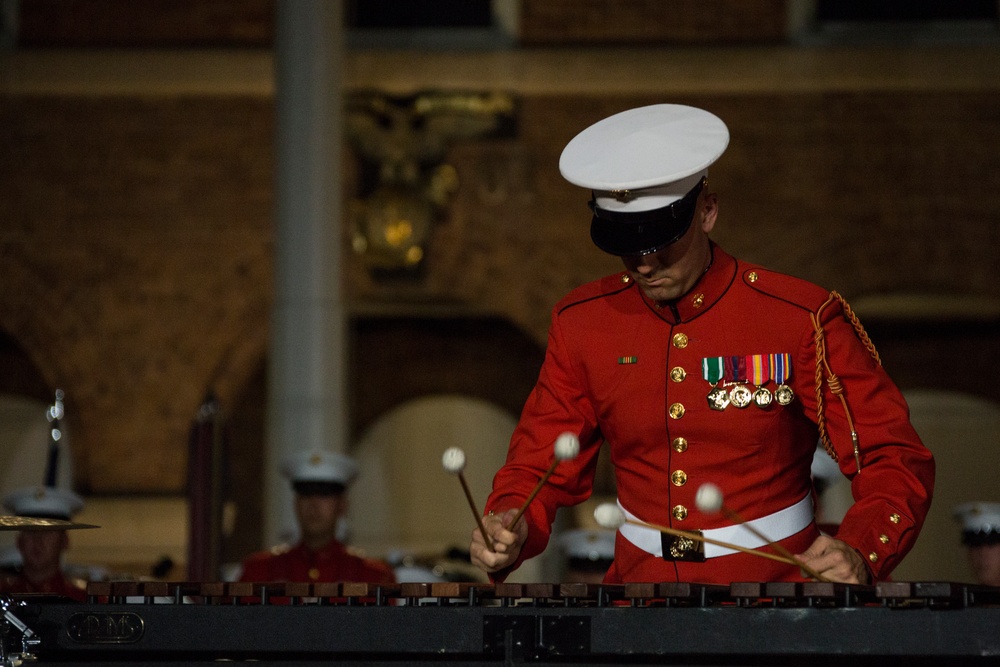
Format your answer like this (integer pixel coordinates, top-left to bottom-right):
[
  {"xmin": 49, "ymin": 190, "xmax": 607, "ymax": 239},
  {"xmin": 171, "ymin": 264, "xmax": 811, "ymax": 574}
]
[{"xmin": 618, "ymin": 494, "xmax": 814, "ymax": 559}]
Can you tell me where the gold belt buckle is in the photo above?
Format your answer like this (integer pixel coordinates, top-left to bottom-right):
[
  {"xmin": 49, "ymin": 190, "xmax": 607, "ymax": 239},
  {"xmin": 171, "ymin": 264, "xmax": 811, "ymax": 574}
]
[{"xmin": 661, "ymin": 530, "xmax": 706, "ymax": 562}]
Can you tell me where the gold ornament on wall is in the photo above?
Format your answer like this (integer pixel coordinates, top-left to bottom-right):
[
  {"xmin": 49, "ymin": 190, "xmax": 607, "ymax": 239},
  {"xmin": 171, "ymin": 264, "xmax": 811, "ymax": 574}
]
[{"xmin": 346, "ymin": 90, "xmax": 517, "ymax": 276}]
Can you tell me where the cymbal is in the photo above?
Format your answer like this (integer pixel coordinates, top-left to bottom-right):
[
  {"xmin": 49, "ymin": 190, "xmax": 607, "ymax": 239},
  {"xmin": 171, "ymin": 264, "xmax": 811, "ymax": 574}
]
[{"xmin": 0, "ymin": 515, "xmax": 99, "ymax": 531}]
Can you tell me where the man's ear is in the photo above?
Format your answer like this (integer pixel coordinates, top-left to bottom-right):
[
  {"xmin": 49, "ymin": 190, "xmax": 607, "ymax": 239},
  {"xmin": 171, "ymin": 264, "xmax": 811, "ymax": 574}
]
[{"xmin": 700, "ymin": 192, "xmax": 719, "ymax": 233}]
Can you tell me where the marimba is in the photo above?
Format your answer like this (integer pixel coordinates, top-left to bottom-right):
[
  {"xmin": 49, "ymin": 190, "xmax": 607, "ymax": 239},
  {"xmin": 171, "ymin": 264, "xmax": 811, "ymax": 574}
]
[{"xmin": 5, "ymin": 580, "xmax": 1000, "ymax": 665}]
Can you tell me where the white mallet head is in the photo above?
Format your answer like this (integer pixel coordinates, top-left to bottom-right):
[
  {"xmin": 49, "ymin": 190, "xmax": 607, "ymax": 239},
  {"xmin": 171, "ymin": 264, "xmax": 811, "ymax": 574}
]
[
  {"xmin": 554, "ymin": 432, "xmax": 580, "ymax": 461},
  {"xmin": 441, "ymin": 447, "xmax": 466, "ymax": 474},
  {"xmin": 593, "ymin": 503, "xmax": 626, "ymax": 530},
  {"xmin": 695, "ymin": 483, "xmax": 724, "ymax": 513}
]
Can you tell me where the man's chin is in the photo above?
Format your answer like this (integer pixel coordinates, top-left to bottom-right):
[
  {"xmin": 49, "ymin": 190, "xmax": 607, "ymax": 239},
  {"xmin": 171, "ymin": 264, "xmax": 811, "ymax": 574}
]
[{"xmin": 641, "ymin": 285, "xmax": 682, "ymax": 303}]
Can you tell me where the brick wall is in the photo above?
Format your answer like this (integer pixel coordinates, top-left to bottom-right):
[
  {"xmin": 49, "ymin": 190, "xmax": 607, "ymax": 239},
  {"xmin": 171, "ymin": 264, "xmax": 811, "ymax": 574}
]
[
  {"xmin": 17, "ymin": 0, "xmax": 274, "ymax": 47},
  {"xmin": 518, "ymin": 0, "xmax": 788, "ymax": 44},
  {"xmin": 13, "ymin": 0, "xmax": 788, "ymax": 47},
  {"xmin": 1, "ymin": 95, "xmax": 274, "ymax": 491}
]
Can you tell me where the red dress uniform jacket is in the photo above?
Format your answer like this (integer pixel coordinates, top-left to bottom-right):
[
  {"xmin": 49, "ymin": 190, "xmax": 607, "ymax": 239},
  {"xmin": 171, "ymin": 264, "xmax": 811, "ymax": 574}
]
[
  {"xmin": 0, "ymin": 571, "xmax": 87, "ymax": 601},
  {"xmin": 238, "ymin": 539, "xmax": 396, "ymax": 584},
  {"xmin": 486, "ymin": 244, "xmax": 934, "ymax": 584}
]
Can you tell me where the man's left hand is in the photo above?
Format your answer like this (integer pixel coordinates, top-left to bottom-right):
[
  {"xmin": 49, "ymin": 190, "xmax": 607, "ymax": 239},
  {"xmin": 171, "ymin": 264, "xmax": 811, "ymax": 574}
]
[{"xmin": 794, "ymin": 535, "xmax": 871, "ymax": 584}]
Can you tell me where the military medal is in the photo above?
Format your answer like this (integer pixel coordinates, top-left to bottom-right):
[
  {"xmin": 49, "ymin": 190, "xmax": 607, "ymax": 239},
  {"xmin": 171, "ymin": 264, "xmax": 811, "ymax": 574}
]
[
  {"xmin": 748, "ymin": 354, "xmax": 773, "ymax": 408},
  {"xmin": 753, "ymin": 386, "xmax": 773, "ymax": 407},
  {"xmin": 702, "ymin": 357, "xmax": 730, "ymax": 410},
  {"xmin": 729, "ymin": 385, "xmax": 752, "ymax": 408},
  {"xmin": 707, "ymin": 385, "xmax": 730, "ymax": 410},
  {"xmin": 724, "ymin": 356, "xmax": 752, "ymax": 408},
  {"xmin": 771, "ymin": 353, "xmax": 795, "ymax": 405}
]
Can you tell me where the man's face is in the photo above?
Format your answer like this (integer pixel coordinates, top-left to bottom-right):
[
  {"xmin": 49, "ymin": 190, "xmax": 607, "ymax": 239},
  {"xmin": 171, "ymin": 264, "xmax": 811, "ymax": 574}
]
[
  {"xmin": 294, "ymin": 492, "xmax": 346, "ymax": 545},
  {"xmin": 620, "ymin": 191, "xmax": 717, "ymax": 304},
  {"xmin": 968, "ymin": 544, "xmax": 1000, "ymax": 586}
]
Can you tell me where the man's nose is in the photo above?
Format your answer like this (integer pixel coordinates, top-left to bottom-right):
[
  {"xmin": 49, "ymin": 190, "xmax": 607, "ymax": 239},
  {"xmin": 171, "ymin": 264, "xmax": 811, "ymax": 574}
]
[{"xmin": 630, "ymin": 254, "xmax": 658, "ymax": 273}]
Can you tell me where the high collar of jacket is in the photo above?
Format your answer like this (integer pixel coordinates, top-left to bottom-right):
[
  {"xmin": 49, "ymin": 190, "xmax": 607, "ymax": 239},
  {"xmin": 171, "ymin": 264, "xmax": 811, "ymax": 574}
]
[{"xmin": 634, "ymin": 242, "xmax": 738, "ymax": 324}]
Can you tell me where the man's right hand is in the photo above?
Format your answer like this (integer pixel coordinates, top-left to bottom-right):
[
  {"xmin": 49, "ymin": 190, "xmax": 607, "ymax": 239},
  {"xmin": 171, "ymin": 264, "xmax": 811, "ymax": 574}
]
[{"xmin": 470, "ymin": 508, "xmax": 528, "ymax": 574}]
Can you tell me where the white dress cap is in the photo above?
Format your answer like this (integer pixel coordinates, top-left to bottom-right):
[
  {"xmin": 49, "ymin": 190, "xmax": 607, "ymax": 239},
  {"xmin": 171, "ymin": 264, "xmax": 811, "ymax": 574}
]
[
  {"xmin": 281, "ymin": 449, "xmax": 360, "ymax": 487},
  {"xmin": 559, "ymin": 104, "xmax": 729, "ymax": 213},
  {"xmin": 953, "ymin": 501, "xmax": 1000, "ymax": 536},
  {"xmin": 3, "ymin": 486, "xmax": 84, "ymax": 520}
]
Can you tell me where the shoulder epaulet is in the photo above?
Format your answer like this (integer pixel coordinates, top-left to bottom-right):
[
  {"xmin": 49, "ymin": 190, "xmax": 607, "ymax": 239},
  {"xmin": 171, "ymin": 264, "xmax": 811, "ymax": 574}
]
[
  {"xmin": 740, "ymin": 266, "xmax": 830, "ymax": 312},
  {"xmin": 261, "ymin": 543, "xmax": 291, "ymax": 557},
  {"xmin": 345, "ymin": 545, "xmax": 368, "ymax": 558},
  {"xmin": 555, "ymin": 272, "xmax": 634, "ymax": 313}
]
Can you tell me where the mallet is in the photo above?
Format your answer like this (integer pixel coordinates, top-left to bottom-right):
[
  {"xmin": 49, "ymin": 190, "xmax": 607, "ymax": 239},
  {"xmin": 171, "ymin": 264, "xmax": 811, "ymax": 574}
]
[
  {"xmin": 442, "ymin": 447, "xmax": 493, "ymax": 552},
  {"xmin": 508, "ymin": 432, "xmax": 580, "ymax": 531},
  {"xmin": 696, "ymin": 483, "xmax": 828, "ymax": 582}
]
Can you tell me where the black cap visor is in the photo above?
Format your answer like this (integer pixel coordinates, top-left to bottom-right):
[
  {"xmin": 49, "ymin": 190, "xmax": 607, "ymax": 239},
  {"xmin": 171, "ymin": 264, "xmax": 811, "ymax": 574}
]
[
  {"xmin": 293, "ymin": 480, "xmax": 346, "ymax": 496},
  {"xmin": 589, "ymin": 177, "xmax": 705, "ymax": 256},
  {"xmin": 963, "ymin": 528, "xmax": 1000, "ymax": 547}
]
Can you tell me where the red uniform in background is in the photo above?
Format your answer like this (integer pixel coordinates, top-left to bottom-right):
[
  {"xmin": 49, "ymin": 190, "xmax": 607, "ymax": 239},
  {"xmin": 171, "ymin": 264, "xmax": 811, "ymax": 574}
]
[
  {"xmin": 239, "ymin": 539, "xmax": 395, "ymax": 584},
  {"xmin": 0, "ymin": 570, "xmax": 87, "ymax": 601},
  {"xmin": 1, "ymin": 486, "xmax": 91, "ymax": 601},
  {"xmin": 486, "ymin": 244, "xmax": 934, "ymax": 584},
  {"xmin": 237, "ymin": 448, "xmax": 396, "ymax": 586}
]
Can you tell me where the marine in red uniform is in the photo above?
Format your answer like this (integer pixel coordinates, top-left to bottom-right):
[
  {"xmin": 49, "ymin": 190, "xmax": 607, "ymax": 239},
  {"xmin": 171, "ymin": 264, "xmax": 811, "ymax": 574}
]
[
  {"xmin": 953, "ymin": 502, "xmax": 1000, "ymax": 587},
  {"xmin": 470, "ymin": 104, "xmax": 934, "ymax": 585},
  {"xmin": 238, "ymin": 449, "xmax": 395, "ymax": 584},
  {"xmin": 0, "ymin": 486, "xmax": 88, "ymax": 601}
]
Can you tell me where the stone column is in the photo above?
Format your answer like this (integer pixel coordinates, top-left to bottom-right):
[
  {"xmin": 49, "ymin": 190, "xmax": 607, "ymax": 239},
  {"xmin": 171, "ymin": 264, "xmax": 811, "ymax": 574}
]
[{"xmin": 265, "ymin": 0, "xmax": 346, "ymax": 547}]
